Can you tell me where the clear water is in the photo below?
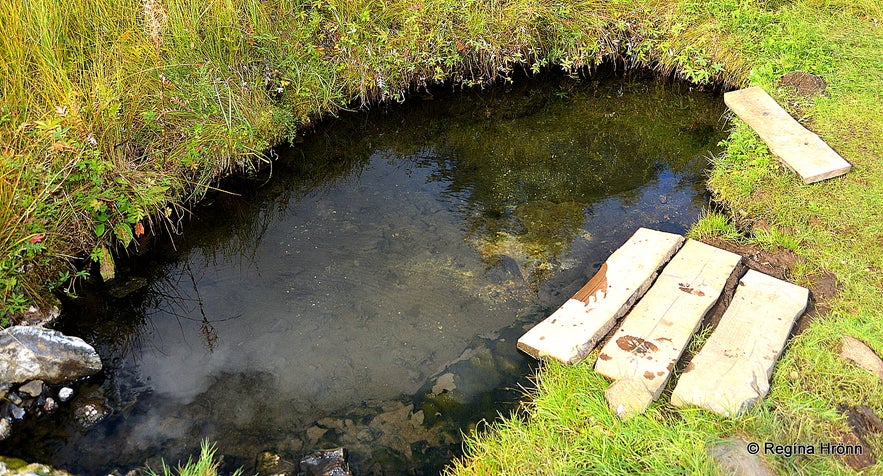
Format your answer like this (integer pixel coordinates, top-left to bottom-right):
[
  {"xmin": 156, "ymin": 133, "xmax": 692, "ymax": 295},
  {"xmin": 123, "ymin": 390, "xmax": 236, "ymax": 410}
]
[{"xmin": 3, "ymin": 73, "xmax": 727, "ymax": 474}]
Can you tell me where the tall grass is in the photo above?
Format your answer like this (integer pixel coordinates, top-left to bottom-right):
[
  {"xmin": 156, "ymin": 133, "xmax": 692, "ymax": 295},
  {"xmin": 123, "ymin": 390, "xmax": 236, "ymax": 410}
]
[
  {"xmin": 0, "ymin": 0, "xmax": 749, "ymax": 318},
  {"xmin": 146, "ymin": 441, "xmax": 242, "ymax": 476}
]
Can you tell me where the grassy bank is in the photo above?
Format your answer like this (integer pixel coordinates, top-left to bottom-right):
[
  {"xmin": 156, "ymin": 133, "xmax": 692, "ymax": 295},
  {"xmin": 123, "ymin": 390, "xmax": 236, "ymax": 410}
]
[
  {"xmin": 450, "ymin": 0, "xmax": 883, "ymax": 475},
  {"xmin": 0, "ymin": 0, "xmax": 739, "ymax": 321},
  {"xmin": 1, "ymin": 0, "xmax": 881, "ymax": 474}
]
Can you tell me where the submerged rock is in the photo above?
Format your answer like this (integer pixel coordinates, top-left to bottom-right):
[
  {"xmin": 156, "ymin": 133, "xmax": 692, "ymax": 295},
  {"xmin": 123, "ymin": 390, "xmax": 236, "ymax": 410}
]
[
  {"xmin": 73, "ymin": 401, "xmax": 110, "ymax": 429},
  {"xmin": 4, "ymin": 392, "xmax": 22, "ymax": 407},
  {"xmin": 7, "ymin": 403, "xmax": 25, "ymax": 420},
  {"xmin": 255, "ymin": 451, "xmax": 297, "ymax": 476},
  {"xmin": 72, "ymin": 390, "xmax": 112, "ymax": 430},
  {"xmin": 0, "ymin": 456, "xmax": 75, "ymax": 476},
  {"xmin": 0, "ymin": 326, "xmax": 102, "ymax": 385},
  {"xmin": 107, "ymin": 276, "xmax": 149, "ymax": 299},
  {"xmin": 17, "ymin": 380, "xmax": 43, "ymax": 398},
  {"xmin": 299, "ymin": 448, "xmax": 352, "ymax": 476},
  {"xmin": 42, "ymin": 397, "xmax": 58, "ymax": 413}
]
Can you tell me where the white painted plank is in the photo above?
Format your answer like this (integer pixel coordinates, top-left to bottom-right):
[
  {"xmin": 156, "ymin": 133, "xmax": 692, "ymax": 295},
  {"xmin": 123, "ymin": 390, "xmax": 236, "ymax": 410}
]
[
  {"xmin": 725, "ymin": 87, "xmax": 851, "ymax": 183},
  {"xmin": 605, "ymin": 378, "xmax": 654, "ymax": 420},
  {"xmin": 517, "ymin": 228, "xmax": 684, "ymax": 364},
  {"xmin": 670, "ymin": 270, "xmax": 809, "ymax": 417},
  {"xmin": 596, "ymin": 240, "xmax": 742, "ymax": 413}
]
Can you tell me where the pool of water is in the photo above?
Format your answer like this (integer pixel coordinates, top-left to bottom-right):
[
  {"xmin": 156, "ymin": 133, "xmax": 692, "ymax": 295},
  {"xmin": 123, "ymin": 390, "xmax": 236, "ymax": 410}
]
[{"xmin": 3, "ymin": 73, "xmax": 727, "ymax": 474}]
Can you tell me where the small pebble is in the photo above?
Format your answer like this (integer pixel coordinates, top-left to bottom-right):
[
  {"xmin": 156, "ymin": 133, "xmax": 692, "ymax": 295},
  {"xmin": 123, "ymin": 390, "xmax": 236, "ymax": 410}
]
[
  {"xmin": 43, "ymin": 397, "xmax": 58, "ymax": 412},
  {"xmin": 9, "ymin": 403, "xmax": 25, "ymax": 420},
  {"xmin": 5, "ymin": 392, "xmax": 23, "ymax": 406},
  {"xmin": 58, "ymin": 387, "xmax": 74, "ymax": 402}
]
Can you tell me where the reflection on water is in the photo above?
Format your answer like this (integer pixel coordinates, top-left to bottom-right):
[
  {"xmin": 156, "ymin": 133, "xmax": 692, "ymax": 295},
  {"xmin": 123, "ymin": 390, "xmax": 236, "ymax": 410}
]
[{"xmin": 4, "ymin": 74, "xmax": 727, "ymax": 474}]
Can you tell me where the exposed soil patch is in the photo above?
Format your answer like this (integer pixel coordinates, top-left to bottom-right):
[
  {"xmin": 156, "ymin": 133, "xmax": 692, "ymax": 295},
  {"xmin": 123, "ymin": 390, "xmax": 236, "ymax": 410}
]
[
  {"xmin": 700, "ymin": 238, "xmax": 798, "ymax": 280},
  {"xmin": 828, "ymin": 406, "xmax": 882, "ymax": 471},
  {"xmin": 778, "ymin": 71, "xmax": 827, "ymax": 97},
  {"xmin": 838, "ymin": 430, "xmax": 876, "ymax": 470},
  {"xmin": 698, "ymin": 238, "xmax": 838, "ymax": 335}
]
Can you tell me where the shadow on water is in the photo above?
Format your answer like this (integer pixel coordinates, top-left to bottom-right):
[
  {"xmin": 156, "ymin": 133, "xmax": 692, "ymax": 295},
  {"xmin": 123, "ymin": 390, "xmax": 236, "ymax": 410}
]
[{"xmin": 4, "ymin": 71, "xmax": 727, "ymax": 475}]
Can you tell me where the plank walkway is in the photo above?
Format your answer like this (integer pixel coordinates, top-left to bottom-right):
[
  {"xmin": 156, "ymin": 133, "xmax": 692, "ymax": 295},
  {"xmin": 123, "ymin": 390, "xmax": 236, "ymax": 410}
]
[
  {"xmin": 670, "ymin": 270, "xmax": 809, "ymax": 416},
  {"xmin": 725, "ymin": 87, "xmax": 851, "ymax": 183},
  {"xmin": 518, "ymin": 229, "xmax": 809, "ymax": 418},
  {"xmin": 517, "ymin": 228, "xmax": 684, "ymax": 364},
  {"xmin": 595, "ymin": 240, "xmax": 742, "ymax": 416}
]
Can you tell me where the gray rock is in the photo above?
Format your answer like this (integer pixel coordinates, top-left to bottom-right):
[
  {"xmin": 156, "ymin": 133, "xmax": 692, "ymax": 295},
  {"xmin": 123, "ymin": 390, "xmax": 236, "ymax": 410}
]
[
  {"xmin": 8, "ymin": 403, "xmax": 25, "ymax": 420},
  {"xmin": 17, "ymin": 380, "xmax": 43, "ymax": 398},
  {"xmin": 431, "ymin": 373, "xmax": 456, "ymax": 395},
  {"xmin": 0, "ymin": 326, "xmax": 102, "ymax": 385},
  {"xmin": 840, "ymin": 336, "xmax": 883, "ymax": 379},
  {"xmin": 709, "ymin": 438, "xmax": 774, "ymax": 476},
  {"xmin": 299, "ymin": 448, "xmax": 352, "ymax": 476},
  {"xmin": 58, "ymin": 387, "xmax": 74, "ymax": 402},
  {"xmin": 5, "ymin": 392, "xmax": 23, "ymax": 406}
]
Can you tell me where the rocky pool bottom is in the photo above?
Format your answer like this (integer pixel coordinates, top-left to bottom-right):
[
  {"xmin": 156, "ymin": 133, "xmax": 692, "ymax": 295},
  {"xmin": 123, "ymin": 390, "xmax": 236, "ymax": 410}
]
[{"xmin": 1, "ymin": 72, "xmax": 727, "ymax": 475}]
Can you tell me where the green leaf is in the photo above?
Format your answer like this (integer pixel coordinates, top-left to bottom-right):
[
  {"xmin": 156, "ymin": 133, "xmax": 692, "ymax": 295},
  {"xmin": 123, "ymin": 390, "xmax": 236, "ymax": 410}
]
[
  {"xmin": 94, "ymin": 223, "xmax": 105, "ymax": 236},
  {"xmin": 114, "ymin": 222, "xmax": 133, "ymax": 247}
]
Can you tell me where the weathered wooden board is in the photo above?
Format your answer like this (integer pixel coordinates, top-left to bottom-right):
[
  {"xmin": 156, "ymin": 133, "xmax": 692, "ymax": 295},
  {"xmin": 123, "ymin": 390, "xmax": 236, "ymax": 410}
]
[
  {"xmin": 724, "ymin": 87, "xmax": 851, "ymax": 183},
  {"xmin": 670, "ymin": 270, "xmax": 809, "ymax": 416},
  {"xmin": 517, "ymin": 228, "xmax": 684, "ymax": 364},
  {"xmin": 596, "ymin": 240, "xmax": 742, "ymax": 414}
]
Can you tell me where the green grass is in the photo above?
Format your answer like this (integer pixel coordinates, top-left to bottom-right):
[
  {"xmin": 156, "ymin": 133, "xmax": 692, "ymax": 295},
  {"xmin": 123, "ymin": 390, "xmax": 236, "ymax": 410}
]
[
  {"xmin": 452, "ymin": 359, "xmax": 746, "ymax": 474},
  {"xmin": 687, "ymin": 210, "xmax": 742, "ymax": 241},
  {"xmin": 146, "ymin": 441, "xmax": 242, "ymax": 476}
]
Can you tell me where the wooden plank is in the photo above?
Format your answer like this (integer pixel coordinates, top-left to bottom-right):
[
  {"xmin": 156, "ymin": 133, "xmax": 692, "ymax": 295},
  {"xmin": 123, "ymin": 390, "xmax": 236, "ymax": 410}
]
[
  {"xmin": 670, "ymin": 270, "xmax": 809, "ymax": 416},
  {"xmin": 517, "ymin": 228, "xmax": 684, "ymax": 364},
  {"xmin": 595, "ymin": 240, "xmax": 742, "ymax": 414},
  {"xmin": 724, "ymin": 87, "xmax": 851, "ymax": 183},
  {"xmin": 605, "ymin": 378, "xmax": 655, "ymax": 419}
]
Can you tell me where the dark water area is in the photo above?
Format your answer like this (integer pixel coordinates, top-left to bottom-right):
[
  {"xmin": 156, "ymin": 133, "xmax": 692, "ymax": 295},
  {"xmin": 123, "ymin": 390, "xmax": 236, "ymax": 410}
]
[{"xmin": 2, "ymin": 73, "xmax": 727, "ymax": 474}]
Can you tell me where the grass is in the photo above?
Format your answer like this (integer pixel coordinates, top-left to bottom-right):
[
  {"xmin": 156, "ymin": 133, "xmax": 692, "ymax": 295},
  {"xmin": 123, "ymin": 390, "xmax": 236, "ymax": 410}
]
[
  {"xmin": 687, "ymin": 210, "xmax": 742, "ymax": 242},
  {"xmin": 0, "ymin": 0, "xmax": 880, "ymax": 474},
  {"xmin": 452, "ymin": 359, "xmax": 755, "ymax": 474},
  {"xmin": 146, "ymin": 441, "xmax": 241, "ymax": 476}
]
